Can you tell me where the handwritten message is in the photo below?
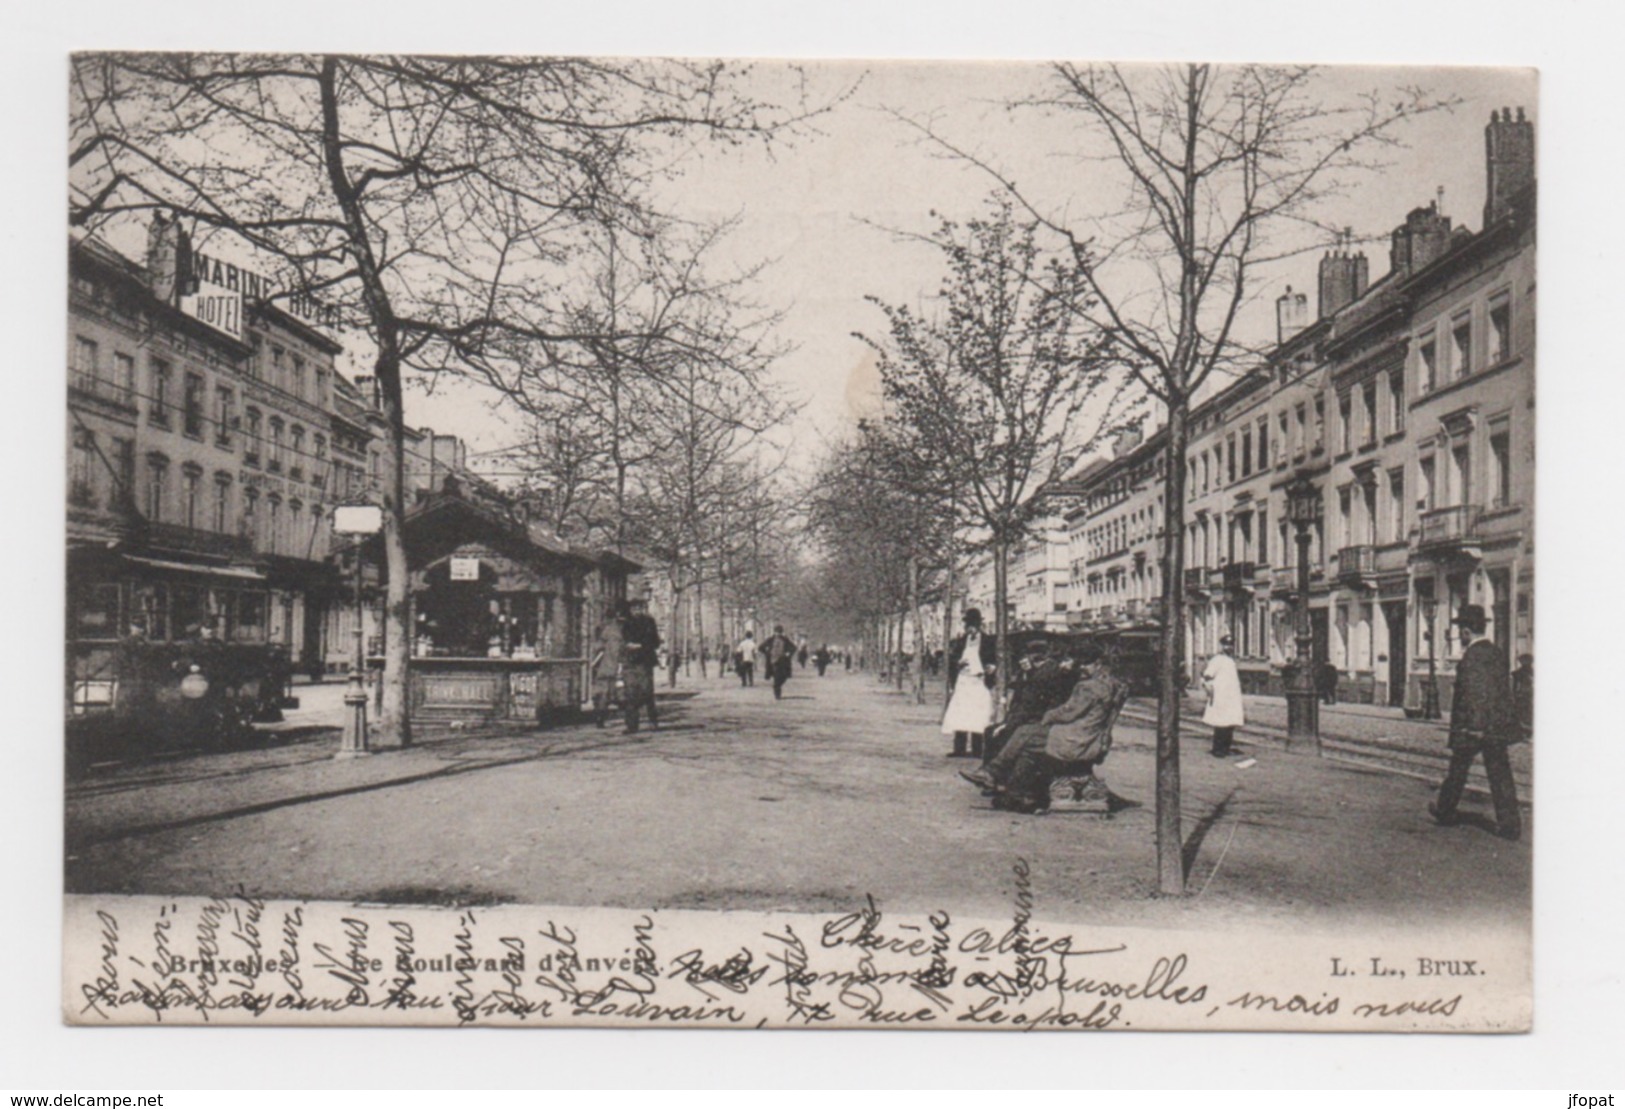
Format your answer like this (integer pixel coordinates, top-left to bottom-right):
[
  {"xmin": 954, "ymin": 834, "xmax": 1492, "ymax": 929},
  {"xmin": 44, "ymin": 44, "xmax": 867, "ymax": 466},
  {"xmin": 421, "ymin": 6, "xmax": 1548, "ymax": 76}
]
[{"xmin": 63, "ymin": 873, "xmax": 1529, "ymax": 1030}]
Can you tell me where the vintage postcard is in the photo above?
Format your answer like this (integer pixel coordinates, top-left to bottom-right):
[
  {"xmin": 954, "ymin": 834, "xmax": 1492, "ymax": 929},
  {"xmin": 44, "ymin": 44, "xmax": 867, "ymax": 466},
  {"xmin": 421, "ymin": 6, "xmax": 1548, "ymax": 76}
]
[{"xmin": 63, "ymin": 56, "xmax": 1536, "ymax": 1030}]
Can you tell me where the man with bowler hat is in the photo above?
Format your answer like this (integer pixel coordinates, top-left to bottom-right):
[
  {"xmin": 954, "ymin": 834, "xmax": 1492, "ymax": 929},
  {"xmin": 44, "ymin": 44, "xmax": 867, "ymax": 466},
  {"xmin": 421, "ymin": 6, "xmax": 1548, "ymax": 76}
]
[{"xmin": 1429, "ymin": 603, "xmax": 1522, "ymax": 840}]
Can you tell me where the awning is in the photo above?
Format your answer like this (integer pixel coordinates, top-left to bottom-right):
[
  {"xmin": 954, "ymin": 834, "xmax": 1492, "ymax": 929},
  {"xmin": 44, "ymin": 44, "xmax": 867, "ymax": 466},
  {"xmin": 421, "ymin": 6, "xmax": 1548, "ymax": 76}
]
[{"xmin": 123, "ymin": 555, "xmax": 267, "ymax": 582}]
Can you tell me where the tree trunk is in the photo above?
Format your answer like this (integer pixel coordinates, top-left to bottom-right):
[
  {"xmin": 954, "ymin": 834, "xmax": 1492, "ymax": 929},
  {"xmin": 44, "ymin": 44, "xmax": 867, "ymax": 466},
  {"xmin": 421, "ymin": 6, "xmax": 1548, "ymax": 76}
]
[
  {"xmin": 993, "ymin": 535, "xmax": 1010, "ymax": 717},
  {"xmin": 695, "ymin": 577, "xmax": 708, "ymax": 678},
  {"xmin": 1156, "ymin": 400, "xmax": 1190, "ymax": 895},
  {"xmin": 942, "ymin": 551, "xmax": 957, "ymax": 708},
  {"xmin": 909, "ymin": 555, "xmax": 924, "ymax": 705},
  {"xmin": 375, "ymin": 353, "xmax": 412, "ymax": 749}
]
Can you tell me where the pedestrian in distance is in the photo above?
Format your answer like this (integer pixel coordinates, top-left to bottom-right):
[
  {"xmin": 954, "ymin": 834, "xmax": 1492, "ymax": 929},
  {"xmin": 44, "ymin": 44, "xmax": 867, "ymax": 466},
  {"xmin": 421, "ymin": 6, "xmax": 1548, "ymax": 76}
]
[
  {"xmin": 620, "ymin": 596, "xmax": 662, "ymax": 733},
  {"xmin": 814, "ymin": 644, "xmax": 831, "ymax": 677},
  {"xmin": 797, "ymin": 641, "xmax": 809, "ymax": 670},
  {"xmin": 941, "ymin": 608, "xmax": 996, "ymax": 758},
  {"xmin": 734, "ymin": 630, "xmax": 756, "ymax": 686},
  {"xmin": 1202, "ymin": 634, "xmax": 1244, "ymax": 757},
  {"xmin": 1429, "ymin": 605, "xmax": 1523, "ymax": 841},
  {"xmin": 759, "ymin": 625, "xmax": 797, "ymax": 700},
  {"xmin": 1512, "ymin": 652, "xmax": 1534, "ymax": 741},
  {"xmin": 1318, "ymin": 659, "xmax": 1339, "ymax": 705}
]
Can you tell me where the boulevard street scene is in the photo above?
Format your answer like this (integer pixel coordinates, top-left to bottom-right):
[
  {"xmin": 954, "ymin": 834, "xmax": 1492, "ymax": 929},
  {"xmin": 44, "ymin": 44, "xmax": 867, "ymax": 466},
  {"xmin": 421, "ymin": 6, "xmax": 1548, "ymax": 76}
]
[{"xmin": 61, "ymin": 55, "xmax": 1536, "ymax": 1029}]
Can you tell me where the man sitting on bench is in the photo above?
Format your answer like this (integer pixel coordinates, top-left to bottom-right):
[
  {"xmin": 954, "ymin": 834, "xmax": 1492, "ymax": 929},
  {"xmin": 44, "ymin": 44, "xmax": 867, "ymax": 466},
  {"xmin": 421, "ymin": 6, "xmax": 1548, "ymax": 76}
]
[{"xmin": 961, "ymin": 650, "xmax": 1130, "ymax": 814}]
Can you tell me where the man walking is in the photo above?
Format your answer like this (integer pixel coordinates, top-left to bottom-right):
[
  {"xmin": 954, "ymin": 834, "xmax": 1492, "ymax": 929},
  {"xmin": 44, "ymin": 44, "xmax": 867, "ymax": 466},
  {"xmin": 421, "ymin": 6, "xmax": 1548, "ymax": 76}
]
[
  {"xmin": 759, "ymin": 625, "xmax": 797, "ymax": 700},
  {"xmin": 734, "ymin": 630, "xmax": 756, "ymax": 686},
  {"xmin": 1430, "ymin": 604, "xmax": 1523, "ymax": 841},
  {"xmin": 1202, "ymin": 634, "xmax": 1244, "ymax": 757}
]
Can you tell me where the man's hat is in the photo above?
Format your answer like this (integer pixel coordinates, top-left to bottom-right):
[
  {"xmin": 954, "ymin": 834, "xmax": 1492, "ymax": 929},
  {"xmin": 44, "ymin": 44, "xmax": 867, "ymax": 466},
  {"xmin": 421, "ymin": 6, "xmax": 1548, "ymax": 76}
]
[
  {"xmin": 1453, "ymin": 604, "xmax": 1488, "ymax": 634},
  {"xmin": 963, "ymin": 607, "xmax": 983, "ymax": 626},
  {"xmin": 1219, "ymin": 633, "xmax": 1234, "ymax": 647}
]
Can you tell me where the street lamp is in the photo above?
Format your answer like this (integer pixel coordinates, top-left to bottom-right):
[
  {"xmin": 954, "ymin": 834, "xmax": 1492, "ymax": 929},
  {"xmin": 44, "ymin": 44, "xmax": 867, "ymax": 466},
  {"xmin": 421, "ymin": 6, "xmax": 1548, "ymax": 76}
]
[
  {"xmin": 1420, "ymin": 595, "xmax": 1442, "ymax": 721},
  {"xmin": 1285, "ymin": 474, "xmax": 1321, "ymax": 748},
  {"xmin": 333, "ymin": 504, "xmax": 383, "ymax": 758}
]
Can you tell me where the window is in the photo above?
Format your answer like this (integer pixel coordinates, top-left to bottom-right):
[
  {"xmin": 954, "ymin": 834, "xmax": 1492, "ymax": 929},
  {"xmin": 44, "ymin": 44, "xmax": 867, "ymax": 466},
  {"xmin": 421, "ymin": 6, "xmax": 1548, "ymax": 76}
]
[
  {"xmin": 243, "ymin": 489, "xmax": 259, "ymax": 545},
  {"xmin": 1313, "ymin": 396, "xmax": 1325, "ymax": 450},
  {"xmin": 215, "ymin": 386, "xmax": 234, "ymax": 447},
  {"xmin": 70, "ymin": 427, "xmax": 96, "ymax": 506},
  {"xmin": 1449, "ymin": 443, "xmax": 1471, "ymax": 506},
  {"xmin": 1294, "ymin": 404, "xmax": 1307, "ymax": 456},
  {"xmin": 291, "ymin": 355, "xmax": 306, "ymax": 399},
  {"xmin": 290, "ymin": 425, "xmax": 305, "ymax": 480},
  {"xmin": 1389, "ymin": 370, "xmax": 1405, "ymax": 435},
  {"xmin": 248, "ymin": 334, "xmax": 263, "ymax": 379},
  {"xmin": 1257, "ymin": 418, "xmax": 1268, "ymax": 471},
  {"xmin": 113, "ymin": 353, "xmax": 135, "ymax": 405},
  {"xmin": 1418, "ymin": 338, "xmax": 1437, "ymax": 394},
  {"xmin": 1257, "ymin": 506, "xmax": 1268, "ymax": 565},
  {"xmin": 72, "ymin": 336, "xmax": 99, "ymax": 392},
  {"xmin": 1418, "ymin": 456, "xmax": 1436, "ymax": 513},
  {"xmin": 182, "ymin": 466, "xmax": 201, "ymax": 529},
  {"xmin": 183, "ymin": 372, "xmax": 205, "ymax": 438},
  {"xmin": 315, "ymin": 367, "xmax": 329, "ymax": 405},
  {"xmin": 1226, "ymin": 437, "xmax": 1236, "ymax": 484},
  {"xmin": 1488, "ymin": 294, "xmax": 1512, "ymax": 365},
  {"xmin": 290, "ymin": 498, "xmax": 304, "ymax": 554},
  {"xmin": 1361, "ymin": 481, "xmax": 1378, "ymax": 545},
  {"xmin": 111, "ymin": 437, "xmax": 135, "ymax": 511},
  {"xmin": 271, "ymin": 347, "xmax": 285, "ymax": 391},
  {"xmin": 1450, "ymin": 314, "xmax": 1472, "ymax": 380},
  {"xmin": 267, "ymin": 496, "xmax": 282, "ymax": 554},
  {"xmin": 149, "ymin": 358, "xmax": 172, "ymax": 426},
  {"xmin": 1336, "ymin": 486, "xmax": 1351, "ymax": 549},
  {"xmin": 313, "ymin": 434, "xmax": 328, "ymax": 487},
  {"xmin": 1362, "ymin": 380, "xmax": 1378, "ymax": 446},
  {"xmin": 213, "ymin": 475, "xmax": 232, "ymax": 533},
  {"xmin": 1338, "ymin": 393, "xmax": 1353, "ymax": 453},
  {"xmin": 1490, "ymin": 424, "xmax": 1512, "ymax": 508},
  {"xmin": 1276, "ymin": 412, "xmax": 1288, "ymax": 464},
  {"xmin": 269, "ymin": 418, "xmax": 285, "ymax": 471},
  {"xmin": 1241, "ymin": 429, "xmax": 1253, "ymax": 477},
  {"xmin": 1388, "ymin": 469, "xmax": 1405, "ymax": 542},
  {"xmin": 145, "ymin": 454, "xmax": 169, "ymax": 522}
]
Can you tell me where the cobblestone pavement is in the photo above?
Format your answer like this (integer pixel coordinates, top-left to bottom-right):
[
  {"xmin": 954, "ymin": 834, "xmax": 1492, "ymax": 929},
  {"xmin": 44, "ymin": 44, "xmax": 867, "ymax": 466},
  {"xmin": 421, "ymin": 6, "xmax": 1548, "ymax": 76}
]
[{"xmin": 65, "ymin": 667, "xmax": 1530, "ymax": 931}]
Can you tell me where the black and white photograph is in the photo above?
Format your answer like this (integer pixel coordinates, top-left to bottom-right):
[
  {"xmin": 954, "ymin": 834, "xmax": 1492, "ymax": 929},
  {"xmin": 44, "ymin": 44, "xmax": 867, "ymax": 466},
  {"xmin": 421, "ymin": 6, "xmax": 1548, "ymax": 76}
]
[{"xmin": 52, "ymin": 48, "xmax": 1549, "ymax": 1035}]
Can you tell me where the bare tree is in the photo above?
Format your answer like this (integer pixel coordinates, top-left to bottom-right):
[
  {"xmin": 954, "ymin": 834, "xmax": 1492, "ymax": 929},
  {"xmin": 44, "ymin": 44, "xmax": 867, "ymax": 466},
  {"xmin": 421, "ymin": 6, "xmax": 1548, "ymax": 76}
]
[
  {"xmin": 70, "ymin": 53, "xmax": 835, "ymax": 746},
  {"xmin": 900, "ymin": 63, "xmax": 1455, "ymax": 894},
  {"xmin": 859, "ymin": 198, "xmax": 1135, "ymax": 710}
]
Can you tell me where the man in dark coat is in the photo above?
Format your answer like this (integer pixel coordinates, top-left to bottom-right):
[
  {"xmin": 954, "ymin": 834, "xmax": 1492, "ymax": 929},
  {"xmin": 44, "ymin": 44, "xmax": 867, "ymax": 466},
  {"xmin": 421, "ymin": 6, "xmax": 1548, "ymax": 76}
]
[
  {"xmin": 961, "ymin": 654, "xmax": 1130, "ymax": 814},
  {"xmin": 943, "ymin": 608, "xmax": 998, "ymax": 758},
  {"xmin": 759, "ymin": 625, "xmax": 797, "ymax": 700},
  {"xmin": 982, "ymin": 640, "xmax": 1078, "ymax": 763},
  {"xmin": 620, "ymin": 596, "xmax": 662, "ymax": 733},
  {"xmin": 1429, "ymin": 604, "xmax": 1522, "ymax": 840}
]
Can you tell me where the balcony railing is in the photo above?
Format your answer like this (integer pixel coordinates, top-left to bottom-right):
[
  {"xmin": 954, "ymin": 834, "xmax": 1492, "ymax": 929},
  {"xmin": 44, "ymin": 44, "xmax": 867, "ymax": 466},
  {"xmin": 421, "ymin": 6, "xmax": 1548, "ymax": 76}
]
[
  {"xmin": 69, "ymin": 371, "xmax": 136, "ymax": 409},
  {"xmin": 1183, "ymin": 567, "xmax": 1207, "ymax": 592},
  {"xmin": 1124, "ymin": 599, "xmax": 1146, "ymax": 621},
  {"xmin": 1271, "ymin": 566, "xmax": 1297, "ymax": 593},
  {"xmin": 1222, "ymin": 561, "xmax": 1257, "ymax": 591},
  {"xmin": 1337, "ymin": 544, "xmax": 1376, "ymax": 579},
  {"xmin": 1418, "ymin": 505, "xmax": 1482, "ymax": 548},
  {"xmin": 144, "ymin": 521, "xmax": 254, "ymax": 559}
]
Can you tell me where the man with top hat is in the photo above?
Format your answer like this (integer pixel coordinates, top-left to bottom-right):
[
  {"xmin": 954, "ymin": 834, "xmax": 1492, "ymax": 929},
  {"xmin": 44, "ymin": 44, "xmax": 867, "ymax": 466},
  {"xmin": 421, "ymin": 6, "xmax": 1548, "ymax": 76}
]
[
  {"xmin": 942, "ymin": 607, "xmax": 997, "ymax": 758},
  {"xmin": 1429, "ymin": 603, "xmax": 1522, "ymax": 840}
]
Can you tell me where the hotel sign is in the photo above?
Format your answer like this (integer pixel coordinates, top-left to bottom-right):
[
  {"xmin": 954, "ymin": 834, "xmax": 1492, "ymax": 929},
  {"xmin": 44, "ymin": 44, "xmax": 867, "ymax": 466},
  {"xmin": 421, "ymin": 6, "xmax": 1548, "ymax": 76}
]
[
  {"xmin": 180, "ymin": 279, "xmax": 244, "ymax": 342},
  {"xmin": 186, "ymin": 247, "xmax": 342, "ymax": 331}
]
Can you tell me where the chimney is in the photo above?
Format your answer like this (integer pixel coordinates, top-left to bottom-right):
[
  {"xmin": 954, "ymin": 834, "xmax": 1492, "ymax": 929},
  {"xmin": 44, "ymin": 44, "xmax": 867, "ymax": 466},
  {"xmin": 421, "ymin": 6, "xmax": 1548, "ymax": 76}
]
[
  {"xmin": 1276, "ymin": 284, "xmax": 1309, "ymax": 344},
  {"xmin": 1317, "ymin": 231, "xmax": 1370, "ymax": 319},
  {"xmin": 145, "ymin": 211, "xmax": 192, "ymax": 306},
  {"xmin": 1112, "ymin": 426, "xmax": 1144, "ymax": 459},
  {"xmin": 1484, "ymin": 107, "xmax": 1535, "ymax": 227},
  {"xmin": 1389, "ymin": 202, "xmax": 1454, "ymax": 278}
]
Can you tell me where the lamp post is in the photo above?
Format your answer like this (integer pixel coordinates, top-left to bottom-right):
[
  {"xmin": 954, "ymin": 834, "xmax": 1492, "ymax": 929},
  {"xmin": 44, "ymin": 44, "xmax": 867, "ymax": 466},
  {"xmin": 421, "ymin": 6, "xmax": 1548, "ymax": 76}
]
[
  {"xmin": 1420, "ymin": 595, "xmax": 1442, "ymax": 721},
  {"xmin": 1285, "ymin": 475, "xmax": 1321, "ymax": 748},
  {"xmin": 333, "ymin": 504, "xmax": 383, "ymax": 758}
]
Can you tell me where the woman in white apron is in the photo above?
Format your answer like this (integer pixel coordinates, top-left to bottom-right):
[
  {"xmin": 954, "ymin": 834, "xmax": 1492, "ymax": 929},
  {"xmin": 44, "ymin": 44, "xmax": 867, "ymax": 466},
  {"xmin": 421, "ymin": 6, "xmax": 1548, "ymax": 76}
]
[{"xmin": 942, "ymin": 609, "xmax": 995, "ymax": 757}]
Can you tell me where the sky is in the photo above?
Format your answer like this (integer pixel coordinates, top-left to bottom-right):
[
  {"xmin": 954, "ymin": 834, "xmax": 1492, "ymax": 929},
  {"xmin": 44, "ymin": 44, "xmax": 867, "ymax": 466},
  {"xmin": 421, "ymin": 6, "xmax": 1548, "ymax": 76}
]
[{"xmin": 395, "ymin": 61, "xmax": 1539, "ymax": 476}]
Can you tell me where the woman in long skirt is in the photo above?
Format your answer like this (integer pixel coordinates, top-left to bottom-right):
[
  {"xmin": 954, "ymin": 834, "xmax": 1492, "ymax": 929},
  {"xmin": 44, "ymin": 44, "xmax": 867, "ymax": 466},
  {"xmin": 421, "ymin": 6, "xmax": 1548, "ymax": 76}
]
[{"xmin": 942, "ymin": 608, "xmax": 995, "ymax": 757}]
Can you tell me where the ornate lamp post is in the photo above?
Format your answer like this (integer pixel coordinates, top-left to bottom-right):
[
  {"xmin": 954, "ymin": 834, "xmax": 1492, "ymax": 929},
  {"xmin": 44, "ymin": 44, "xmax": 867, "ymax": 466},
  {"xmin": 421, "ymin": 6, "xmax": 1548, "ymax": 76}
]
[
  {"xmin": 1285, "ymin": 475, "xmax": 1321, "ymax": 748},
  {"xmin": 1420, "ymin": 595, "xmax": 1442, "ymax": 721},
  {"xmin": 333, "ymin": 504, "xmax": 383, "ymax": 758}
]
